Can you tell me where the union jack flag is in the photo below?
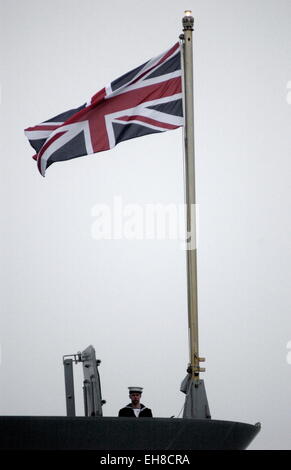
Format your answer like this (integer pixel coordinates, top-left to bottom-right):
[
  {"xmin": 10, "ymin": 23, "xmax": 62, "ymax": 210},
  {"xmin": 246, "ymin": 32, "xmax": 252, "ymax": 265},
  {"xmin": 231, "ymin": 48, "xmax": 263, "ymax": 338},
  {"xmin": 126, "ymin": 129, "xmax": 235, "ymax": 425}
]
[{"xmin": 24, "ymin": 43, "xmax": 183, "ymax": 176}]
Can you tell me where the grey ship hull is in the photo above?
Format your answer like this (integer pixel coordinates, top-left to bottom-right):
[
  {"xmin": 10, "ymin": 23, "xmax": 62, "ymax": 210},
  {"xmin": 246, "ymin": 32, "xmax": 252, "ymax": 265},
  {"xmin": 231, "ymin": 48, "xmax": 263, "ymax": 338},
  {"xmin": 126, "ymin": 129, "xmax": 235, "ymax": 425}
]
[{"xmin": 0, "ymin": 416, "xmax": 260, "ymax": 450}]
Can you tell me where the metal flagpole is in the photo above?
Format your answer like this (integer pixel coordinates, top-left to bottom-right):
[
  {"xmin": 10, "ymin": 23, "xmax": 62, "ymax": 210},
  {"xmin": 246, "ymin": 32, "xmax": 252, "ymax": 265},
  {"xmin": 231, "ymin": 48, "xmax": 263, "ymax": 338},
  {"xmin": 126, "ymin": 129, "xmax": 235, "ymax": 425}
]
[
  {"xmin": 180, "ymin": 11, "xmax": 211, "ymax": 419},
  {"xmin": 181, "ymin": 10, "xmax": 203, "ymax": 381}
]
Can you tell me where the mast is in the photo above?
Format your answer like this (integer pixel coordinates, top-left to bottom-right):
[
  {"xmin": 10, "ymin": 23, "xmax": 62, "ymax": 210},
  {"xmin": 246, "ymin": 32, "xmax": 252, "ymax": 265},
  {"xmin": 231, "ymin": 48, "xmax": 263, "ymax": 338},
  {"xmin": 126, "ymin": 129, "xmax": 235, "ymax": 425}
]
[
  {"xmin": 180, "ymin": 11, "xmax": 210, "ymax": 419},
  {"xmin": 181, "ymin": 10, "xmax": 204, "ymax": 381}
]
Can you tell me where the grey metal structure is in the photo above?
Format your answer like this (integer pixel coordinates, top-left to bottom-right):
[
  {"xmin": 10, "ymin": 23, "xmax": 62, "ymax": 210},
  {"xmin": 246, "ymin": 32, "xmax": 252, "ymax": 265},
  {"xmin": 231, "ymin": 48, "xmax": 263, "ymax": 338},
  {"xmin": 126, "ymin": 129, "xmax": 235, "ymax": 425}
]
[
  {"xmin": 63, "ymin": 345, "xmax": 105, "ymax": 417},
  {"xmin": 180, "ymin": 11, "xmax": 211, "ymax": 419},
  {"xmin": 63, "ymin": 358, "xmax": 76, "ymax": 417},
  {"xmin": 180, "ymin": 375, "xmax": 211, "ymax": 419},
  {"xmin": 81, "ymin": 345, "xmax": 104, "ymax": 417}
]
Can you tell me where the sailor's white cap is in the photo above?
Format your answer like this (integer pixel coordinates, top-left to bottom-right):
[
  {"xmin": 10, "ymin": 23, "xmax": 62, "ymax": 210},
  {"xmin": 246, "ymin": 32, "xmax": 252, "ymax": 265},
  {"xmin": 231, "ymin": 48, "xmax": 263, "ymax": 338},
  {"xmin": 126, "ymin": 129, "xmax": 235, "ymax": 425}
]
[{"xmin": 128, "ymin": 386, "xmax": 143, "ymax": 394}]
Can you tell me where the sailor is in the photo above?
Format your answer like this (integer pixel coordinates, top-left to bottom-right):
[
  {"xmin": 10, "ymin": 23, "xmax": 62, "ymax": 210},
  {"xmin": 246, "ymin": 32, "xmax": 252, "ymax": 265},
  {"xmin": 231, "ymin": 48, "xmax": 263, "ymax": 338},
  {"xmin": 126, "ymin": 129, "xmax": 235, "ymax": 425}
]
[{"xmin": 118, "ymin": 387, "xmax": 153, "ymax": 417}]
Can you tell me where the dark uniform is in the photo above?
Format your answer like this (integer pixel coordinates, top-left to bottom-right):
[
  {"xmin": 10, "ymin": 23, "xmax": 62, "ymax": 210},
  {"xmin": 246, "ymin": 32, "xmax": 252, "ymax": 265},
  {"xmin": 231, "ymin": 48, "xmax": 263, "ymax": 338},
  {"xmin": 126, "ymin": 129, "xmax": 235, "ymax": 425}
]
[{"xmin": 118, "ymin": 403, "xmax": 153, "ymax": 417}]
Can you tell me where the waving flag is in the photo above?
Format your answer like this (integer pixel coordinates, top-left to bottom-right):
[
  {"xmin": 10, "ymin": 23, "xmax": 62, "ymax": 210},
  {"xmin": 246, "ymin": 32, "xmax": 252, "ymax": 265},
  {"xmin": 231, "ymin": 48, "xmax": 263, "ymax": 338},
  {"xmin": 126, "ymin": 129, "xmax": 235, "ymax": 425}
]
[{"xmin": 25, "ymin": 43, "xmax": 183, "ymax": 176}]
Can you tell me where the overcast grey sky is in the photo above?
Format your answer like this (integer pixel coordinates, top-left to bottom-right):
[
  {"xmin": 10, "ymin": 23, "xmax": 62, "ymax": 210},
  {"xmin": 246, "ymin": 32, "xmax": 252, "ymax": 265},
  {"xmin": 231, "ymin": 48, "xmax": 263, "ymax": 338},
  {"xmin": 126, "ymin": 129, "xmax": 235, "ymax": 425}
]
[{"xmin": 0, "ymin": 0, "xmax": 291, "ymax": 450}]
